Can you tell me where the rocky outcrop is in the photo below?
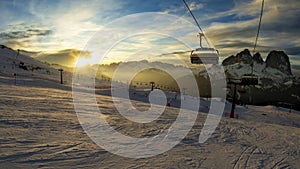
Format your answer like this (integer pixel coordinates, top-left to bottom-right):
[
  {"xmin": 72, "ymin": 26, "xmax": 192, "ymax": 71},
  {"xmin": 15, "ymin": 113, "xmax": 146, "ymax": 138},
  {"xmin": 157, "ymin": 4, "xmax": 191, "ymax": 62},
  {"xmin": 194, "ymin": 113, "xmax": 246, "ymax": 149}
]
[
  {"xmin": 236, "ymin": 49, "xmax": 252, "ymax": 64},
  {"xmin": 222, "ymin": 49, "xmax": 253, "ymax": 66},
  {"xmin": 223, "ymin": 49, "xmax": 292, "ymax": 76},
  {"xmin": 265, "ymin": 51, "xmax": 292, "ymax": 75},
  {"xmin": 222, "ymin": 55, "xmax": 236, "ymax": 66},
  {"xmin": 252, "ymin": 52, "xmax": 264, "ymax": 64},
  {"xmin": 222, "ymin": 49, "xmax": 298, "ymax": 108}
]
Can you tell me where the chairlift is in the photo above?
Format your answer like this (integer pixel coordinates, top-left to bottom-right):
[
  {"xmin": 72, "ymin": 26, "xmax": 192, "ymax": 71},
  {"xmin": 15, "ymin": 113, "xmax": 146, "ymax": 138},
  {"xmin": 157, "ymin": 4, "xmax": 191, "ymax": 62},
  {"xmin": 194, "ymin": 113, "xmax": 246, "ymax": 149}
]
[
  {"xmin": 190, "ymin": 34, "xmax": 219, "ymax": 64},
  {"xmin": 241, "ymin": 74, "xmax": 258, "ymax": 85},
  {"xmin": 182, "ymin": 0, "xmax": 219, "ymax": 65},
  {"xmin": 189, "ymin": 32, "xmax": 219, "ymax": 65}
]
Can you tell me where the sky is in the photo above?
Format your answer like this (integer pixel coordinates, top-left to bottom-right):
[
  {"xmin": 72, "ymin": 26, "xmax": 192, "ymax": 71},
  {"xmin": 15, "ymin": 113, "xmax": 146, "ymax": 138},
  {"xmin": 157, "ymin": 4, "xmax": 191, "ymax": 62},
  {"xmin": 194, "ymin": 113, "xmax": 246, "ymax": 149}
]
[{"xmin": 0, "ymin": 0, "xmax": 299, "ymax": 69}]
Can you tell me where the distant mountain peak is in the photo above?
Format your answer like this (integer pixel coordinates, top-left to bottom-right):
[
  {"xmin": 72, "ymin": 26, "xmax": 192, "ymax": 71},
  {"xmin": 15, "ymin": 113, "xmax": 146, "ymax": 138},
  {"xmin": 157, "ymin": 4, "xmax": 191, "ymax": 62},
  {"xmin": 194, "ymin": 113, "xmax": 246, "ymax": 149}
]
[
  {"xmin": 222, "ymin": 48, "xmax": 252, "ymax": 66},
  {"xmin": 265, "ymin": 50, "xmax": 292, "ymax": 75},
  {"xmin": 236, "ymin": 49, "xmax": 252, "ymax": 64},
  {"xmin": 222, "ymin": 49, "xmax": 292, "ymax": 76},
  {"xmin": 252, "ymin": 52, "xmax": 264, "ymax": 64}
]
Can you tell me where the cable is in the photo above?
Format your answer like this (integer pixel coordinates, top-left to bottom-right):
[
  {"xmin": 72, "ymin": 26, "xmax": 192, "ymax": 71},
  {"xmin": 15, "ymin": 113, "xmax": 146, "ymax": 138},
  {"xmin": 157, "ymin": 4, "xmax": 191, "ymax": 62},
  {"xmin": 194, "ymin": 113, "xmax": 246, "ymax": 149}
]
[
  {"xmin": 182, "ymin": 0, "xmax": 203, "ymax": 33},
  {"xmin": 253, "ymin": 0, "xmax": 264, "ymax": 54},
  {"xmin": 182, "ymin": 0, "xmax": 212, "ymax": 48}
]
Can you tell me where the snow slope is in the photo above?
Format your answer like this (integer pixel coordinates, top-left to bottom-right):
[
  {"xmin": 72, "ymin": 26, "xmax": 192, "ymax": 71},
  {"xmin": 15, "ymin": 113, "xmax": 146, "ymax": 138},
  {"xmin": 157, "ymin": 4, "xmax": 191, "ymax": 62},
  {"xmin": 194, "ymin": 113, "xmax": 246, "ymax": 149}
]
[
  {"xmin": 1, "ymin": 46, "xmax": 300, "ymax": 168},
  {"xmin": 0, "ymin": 45, "xmax": 77, "ymax": 87},
  {"xmin": 0, "ymin": 80, "xmax": 299, "ymax": 168}
]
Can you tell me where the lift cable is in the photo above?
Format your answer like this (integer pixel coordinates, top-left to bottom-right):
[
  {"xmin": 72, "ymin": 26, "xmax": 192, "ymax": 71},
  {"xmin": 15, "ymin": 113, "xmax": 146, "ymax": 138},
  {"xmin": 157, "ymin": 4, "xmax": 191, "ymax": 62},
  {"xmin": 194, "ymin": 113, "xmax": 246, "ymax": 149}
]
[
  {"xmin": 182, "ymin": 0, "xmax": 203, "ymax": 33},
  {"xmin": 253, "ymin": 0, "xmax": 265, "ymax": 54},
  {"xmin": 182, "ymin": 0, "xmax": 211, "ymax": 48}
]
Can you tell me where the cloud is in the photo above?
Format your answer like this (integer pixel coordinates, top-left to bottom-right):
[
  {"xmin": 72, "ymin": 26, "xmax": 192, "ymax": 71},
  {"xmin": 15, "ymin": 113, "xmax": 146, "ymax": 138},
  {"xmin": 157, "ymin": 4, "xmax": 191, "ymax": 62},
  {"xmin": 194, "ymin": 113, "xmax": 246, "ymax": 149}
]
[
  {"xmin": 0, "ymin": 23, "xmax": 53, "ymax": 50},
  {"xmin": 0, "ymin": 29, "xmax": 52, "ymax": 39},
  {"xmin": 203, "ymin": 0, "xmax": 300, "ymax": 56},
  {"xmin": 1, "ymin": 0, "xmax": 299, "ymax": 67},
  {"xmin": 163, "ymin": 0, "xmax": 203, "ymax": 14},
  {"xmin": 0, "ymin": 0, "xmax": 124, "ymax": 51},
  {"xmin": 36, "ymin": 49, "xmax": 91, "ymax": 67}
]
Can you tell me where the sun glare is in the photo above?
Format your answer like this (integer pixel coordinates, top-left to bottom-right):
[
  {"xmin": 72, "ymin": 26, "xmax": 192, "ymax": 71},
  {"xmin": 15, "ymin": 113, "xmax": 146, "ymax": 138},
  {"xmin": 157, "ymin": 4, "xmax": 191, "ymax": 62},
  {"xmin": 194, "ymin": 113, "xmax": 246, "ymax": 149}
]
[{"xmin": 76, "ymin": 58, "xmax": 91, "ymax": 67}]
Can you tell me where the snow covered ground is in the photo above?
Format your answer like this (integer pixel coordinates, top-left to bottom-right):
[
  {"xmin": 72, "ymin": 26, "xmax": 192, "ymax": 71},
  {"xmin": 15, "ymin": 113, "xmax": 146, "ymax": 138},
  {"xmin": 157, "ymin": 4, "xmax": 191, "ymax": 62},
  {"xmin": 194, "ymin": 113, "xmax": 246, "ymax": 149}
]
[
  {"xmin": 0, "ymin": 75, "xmax": 300, "ymax": 168},
  {"xmin": 1, "ymin": 46, "xmax": 300, "ymax": 168}
]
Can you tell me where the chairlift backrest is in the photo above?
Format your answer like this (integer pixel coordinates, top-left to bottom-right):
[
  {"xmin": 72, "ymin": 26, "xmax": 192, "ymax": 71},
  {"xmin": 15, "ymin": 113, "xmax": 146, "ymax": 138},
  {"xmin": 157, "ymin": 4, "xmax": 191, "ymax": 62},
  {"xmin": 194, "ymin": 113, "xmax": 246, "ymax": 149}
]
[
  {"xmin": 190, "ymin": 49, "xmax": 219, "ymax": 64},
  {"xmin": 241, "ymin": 75, "xmax": 258, "ymax": 85},
  {"xmin": 194, "ymin": 47, "xmax": 216, "ymax": 52}
]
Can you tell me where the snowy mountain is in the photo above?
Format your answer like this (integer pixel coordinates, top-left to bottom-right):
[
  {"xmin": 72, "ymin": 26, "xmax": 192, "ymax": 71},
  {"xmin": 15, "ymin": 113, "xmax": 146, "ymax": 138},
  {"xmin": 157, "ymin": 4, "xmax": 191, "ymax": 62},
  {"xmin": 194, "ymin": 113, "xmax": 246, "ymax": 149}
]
[
  {"xmin": 222, "ymin": 49, "xmax": 293, "ymax": 82},
  {"xmin": 222, "ymin": 49, "xmax": 300, "ymax": 110},
  {"xmin": 0, "ymin": 45, "xmax": 79, "ymax": 87},
  {"xmin": 0, "ymin": 45, "xmax": 60, "ymax": 83}
]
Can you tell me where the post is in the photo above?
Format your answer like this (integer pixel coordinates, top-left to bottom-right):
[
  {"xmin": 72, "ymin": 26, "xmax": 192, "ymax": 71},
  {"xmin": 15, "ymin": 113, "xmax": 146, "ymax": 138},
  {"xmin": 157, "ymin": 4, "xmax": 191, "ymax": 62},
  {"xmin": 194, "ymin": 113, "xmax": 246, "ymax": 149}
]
[
  {"xmin": 58, "ymin": 69, "xmax": 63, "ymax": 84},
  {"xmin": 230, "ymin": 83, "xmax": 237, "ymax": 118},
  {"xmin": 17, "ymin": 49, "xmax": 19, "ymax": 58},
  {"xmin": 150, "ymin": 81, "xmax": 155, "ymax": 91},
  {"xmin": 14, "ymin": 73, "xmax": 16, "ymax": 85}
]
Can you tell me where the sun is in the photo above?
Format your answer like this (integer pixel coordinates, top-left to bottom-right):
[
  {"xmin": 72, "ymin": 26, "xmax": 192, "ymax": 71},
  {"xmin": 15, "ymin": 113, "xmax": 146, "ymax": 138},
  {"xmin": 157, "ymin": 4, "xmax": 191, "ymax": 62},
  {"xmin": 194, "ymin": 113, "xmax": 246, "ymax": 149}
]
[{"xmin": 76, "ymin": 57, "xmax": 91, "ymax": 67}]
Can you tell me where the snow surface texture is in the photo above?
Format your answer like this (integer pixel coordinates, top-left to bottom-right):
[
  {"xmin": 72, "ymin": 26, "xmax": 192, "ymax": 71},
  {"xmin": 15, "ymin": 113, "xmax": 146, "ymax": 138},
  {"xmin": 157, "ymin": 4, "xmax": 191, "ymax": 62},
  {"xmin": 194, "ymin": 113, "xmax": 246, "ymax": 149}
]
[
  {"xmin": 0, "ymin": 82, "xmax": 300, "ymax": 168},
  {"xmin": 1, "ymin": 46, "xmax": 300, "ymax": 168}
]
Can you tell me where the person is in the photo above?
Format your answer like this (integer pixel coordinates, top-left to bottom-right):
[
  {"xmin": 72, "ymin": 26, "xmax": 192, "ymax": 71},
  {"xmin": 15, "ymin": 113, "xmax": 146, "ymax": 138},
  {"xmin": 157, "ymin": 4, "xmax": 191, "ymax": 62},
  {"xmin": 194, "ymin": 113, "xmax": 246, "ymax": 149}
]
[{"xmin": 166, "ymin": 99, "xmax": 171, "ymax": 107}]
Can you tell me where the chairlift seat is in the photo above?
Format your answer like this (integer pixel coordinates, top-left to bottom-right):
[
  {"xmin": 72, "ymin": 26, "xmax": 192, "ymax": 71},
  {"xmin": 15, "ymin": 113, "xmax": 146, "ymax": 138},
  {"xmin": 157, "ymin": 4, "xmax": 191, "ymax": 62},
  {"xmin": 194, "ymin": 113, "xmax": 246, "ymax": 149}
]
[
  {"xmin": 241, "ymin": 75, "xmax": 258, "ymax": 85},
  {"xmin": 190, "ymin": 50, "xmax": 219, "ymax": 64}
]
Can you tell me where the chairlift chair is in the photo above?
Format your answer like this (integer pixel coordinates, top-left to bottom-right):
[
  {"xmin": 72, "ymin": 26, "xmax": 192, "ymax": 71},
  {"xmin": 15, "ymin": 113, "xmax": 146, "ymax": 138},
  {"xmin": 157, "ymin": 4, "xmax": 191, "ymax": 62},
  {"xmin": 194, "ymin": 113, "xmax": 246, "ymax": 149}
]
[
  {"xmin": 241, "ymin": 74, "xmax": 258, "ymax": 85},
  {"xmin": 190, "ymin": 47, "xmax": 219, "ymax": 64},
  {"xmin": 190, "ymin": 33, "xmax": 219, "ymax": 64},
  {"xmin": 182, "ymin": 0, "xmax": 220, "ymax": 65}
]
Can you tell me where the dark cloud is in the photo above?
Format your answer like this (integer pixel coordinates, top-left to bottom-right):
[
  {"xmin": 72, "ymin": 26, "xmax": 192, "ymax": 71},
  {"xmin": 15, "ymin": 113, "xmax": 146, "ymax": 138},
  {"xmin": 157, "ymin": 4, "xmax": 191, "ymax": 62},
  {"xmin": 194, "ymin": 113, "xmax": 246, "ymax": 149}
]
[
  {"xmin": 286, "ymin": 47, "xmax": 300, "ymax": 56},
  {"xmin": 204, "ymin": 0, "xmax": 300, "ymax": 57},
  {"xmin": 214, "ymin": 39, "xmax": 281, "ymax": 56},
  {"xmin": 0, "ymin": 28, "xmax": 52, "ymax": 40},
  {"xmin": 0, "ymin": 23, "xmax": 53, "ymax": 50},
  {"xmin": 207, "ymin": 26, "xmax": 257, "ymax": 42},
  {"xmin": 215, "ymin": 40, "xmax": 256, "ymax": 49}
]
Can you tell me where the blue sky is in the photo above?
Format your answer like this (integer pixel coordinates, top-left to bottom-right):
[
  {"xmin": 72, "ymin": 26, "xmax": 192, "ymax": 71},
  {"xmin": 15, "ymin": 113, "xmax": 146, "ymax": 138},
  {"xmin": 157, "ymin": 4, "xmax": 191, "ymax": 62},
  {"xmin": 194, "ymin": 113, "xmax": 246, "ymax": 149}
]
[{"xmin": 0, "ymin": 0, "xmax": 299, "ymax": 67}]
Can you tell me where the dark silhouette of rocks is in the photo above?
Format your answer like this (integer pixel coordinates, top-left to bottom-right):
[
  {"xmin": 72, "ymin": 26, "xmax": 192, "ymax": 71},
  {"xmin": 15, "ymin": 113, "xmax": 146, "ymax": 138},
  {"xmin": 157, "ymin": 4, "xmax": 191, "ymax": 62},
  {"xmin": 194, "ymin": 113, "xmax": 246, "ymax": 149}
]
[
  {"xmin": 265, "ymin": 50, "xmax": 292, "ymax": 75},
  {"xmin": 222, "ymin": 49, "xmax": 292, "ymax": 76},
  {"xmin": 222, "ymin": 49, "xmax": 298, "ymax": 110},
  {"xmin": 236, "ymin": 49, "xmax": 252, "ymax": 64},
  {"xmin": 222, "ymin": 49, "xmax": 252, "ymax": 66},
  {"xmin": 222, "ymin": 55, "xmax": 236, "ymax": 66},
  {"xmin": 252, "ymin": 52, "xmax": 264, "ymax": 64}
]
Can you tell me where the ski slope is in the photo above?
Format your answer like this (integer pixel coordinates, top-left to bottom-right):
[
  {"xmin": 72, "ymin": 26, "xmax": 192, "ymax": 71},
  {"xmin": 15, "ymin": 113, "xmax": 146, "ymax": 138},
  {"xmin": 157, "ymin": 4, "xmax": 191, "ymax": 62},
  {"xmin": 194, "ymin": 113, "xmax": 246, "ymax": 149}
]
[
  {"xmin": 0, "ymin": 79, "xmax": 299, "ymax": 168},
  {"xmin": 1, "ymin": 46, "xmax": 300, "ymax": 168}
]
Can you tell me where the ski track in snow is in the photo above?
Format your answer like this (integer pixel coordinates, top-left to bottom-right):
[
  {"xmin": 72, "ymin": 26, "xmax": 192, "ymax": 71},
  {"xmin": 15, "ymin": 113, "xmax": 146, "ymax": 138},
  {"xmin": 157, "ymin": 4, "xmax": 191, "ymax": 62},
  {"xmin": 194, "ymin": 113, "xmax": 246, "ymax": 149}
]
[
  {"xmin": 0, "ymin": 81, "xmax": 299, "ymax": 168},
  {"xmin": 0, "ymin": 47, "xmax": 300, "ymax": 168}
]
